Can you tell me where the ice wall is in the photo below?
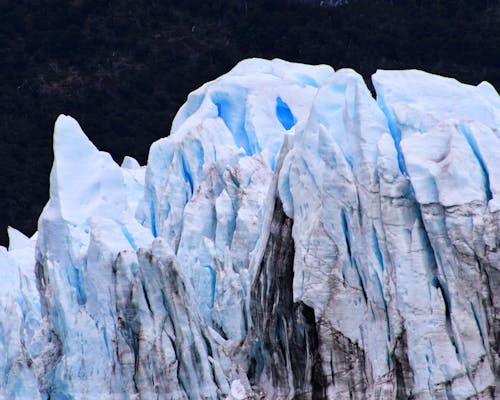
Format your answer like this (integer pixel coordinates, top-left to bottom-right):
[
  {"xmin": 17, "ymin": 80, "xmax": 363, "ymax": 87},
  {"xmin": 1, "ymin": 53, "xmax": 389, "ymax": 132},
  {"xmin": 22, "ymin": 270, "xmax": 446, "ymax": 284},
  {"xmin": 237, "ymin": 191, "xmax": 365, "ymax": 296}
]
[{"xmin": 0, "ymin": 59, "xmax": 498, "ymax": 399}]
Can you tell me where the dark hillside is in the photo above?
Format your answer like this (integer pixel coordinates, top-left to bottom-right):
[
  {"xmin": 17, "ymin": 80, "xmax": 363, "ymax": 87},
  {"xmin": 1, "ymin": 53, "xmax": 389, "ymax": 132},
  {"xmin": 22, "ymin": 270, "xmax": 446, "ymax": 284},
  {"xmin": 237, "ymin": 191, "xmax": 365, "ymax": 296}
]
[{"xmin": 0, "ymin": 0, "xmax": 498, "ymax": 245}]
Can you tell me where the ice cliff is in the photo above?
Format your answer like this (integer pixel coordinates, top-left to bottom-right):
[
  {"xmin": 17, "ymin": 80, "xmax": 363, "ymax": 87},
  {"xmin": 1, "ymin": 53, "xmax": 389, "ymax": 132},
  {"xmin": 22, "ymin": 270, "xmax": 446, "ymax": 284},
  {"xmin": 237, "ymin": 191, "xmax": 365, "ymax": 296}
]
[{"xmin": 1, "ymin": 58, "xmax": 498, "ymax": 399}]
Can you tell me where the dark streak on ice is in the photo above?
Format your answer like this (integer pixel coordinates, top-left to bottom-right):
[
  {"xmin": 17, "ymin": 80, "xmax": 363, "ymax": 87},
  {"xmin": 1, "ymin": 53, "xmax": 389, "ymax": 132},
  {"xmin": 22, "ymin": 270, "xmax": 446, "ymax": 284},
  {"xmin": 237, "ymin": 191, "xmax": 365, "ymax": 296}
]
[{"xmin": 248, "ymin": 198, "xmax": 325, "ymax": 398}]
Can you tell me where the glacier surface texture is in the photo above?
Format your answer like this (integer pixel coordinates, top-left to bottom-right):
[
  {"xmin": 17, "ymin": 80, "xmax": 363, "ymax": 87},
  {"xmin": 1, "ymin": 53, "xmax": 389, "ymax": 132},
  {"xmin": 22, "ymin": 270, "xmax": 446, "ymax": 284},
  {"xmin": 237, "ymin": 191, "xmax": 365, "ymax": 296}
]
[{"xmin": 1, "ymin": 59, "xmax": 499, "ymax": 399}]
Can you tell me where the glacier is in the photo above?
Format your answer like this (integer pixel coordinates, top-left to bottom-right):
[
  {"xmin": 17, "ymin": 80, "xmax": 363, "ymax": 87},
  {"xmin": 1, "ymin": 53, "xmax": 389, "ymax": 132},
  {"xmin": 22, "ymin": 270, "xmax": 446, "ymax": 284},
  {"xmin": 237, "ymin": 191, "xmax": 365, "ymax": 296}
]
[{"xmin": 0, "ymin": 58, "xmax": 498, "ymax": 399}]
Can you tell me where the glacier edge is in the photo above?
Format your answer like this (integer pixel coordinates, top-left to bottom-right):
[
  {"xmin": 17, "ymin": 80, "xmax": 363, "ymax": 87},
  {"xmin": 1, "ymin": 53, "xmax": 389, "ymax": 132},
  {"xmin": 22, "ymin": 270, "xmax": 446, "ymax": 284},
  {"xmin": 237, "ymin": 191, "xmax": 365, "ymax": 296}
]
[{"xmin": 0, "ymin": 58, "xmax": 499, "ymax": 400}]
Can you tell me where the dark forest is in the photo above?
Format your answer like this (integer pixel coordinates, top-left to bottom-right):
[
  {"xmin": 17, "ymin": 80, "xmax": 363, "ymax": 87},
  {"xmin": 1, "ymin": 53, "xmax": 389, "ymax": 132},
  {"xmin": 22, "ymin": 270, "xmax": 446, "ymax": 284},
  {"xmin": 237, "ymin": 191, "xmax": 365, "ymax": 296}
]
[{"xmin": 0, "ymin": 0, "xmax": 498, "ymax": 245}]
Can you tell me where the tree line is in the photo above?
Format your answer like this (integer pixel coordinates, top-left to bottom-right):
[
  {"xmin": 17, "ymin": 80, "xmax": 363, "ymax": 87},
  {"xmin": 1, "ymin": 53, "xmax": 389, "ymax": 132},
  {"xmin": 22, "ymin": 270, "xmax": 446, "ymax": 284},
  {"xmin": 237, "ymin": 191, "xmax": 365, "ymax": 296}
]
[{"xmin": 0, "ymin": 0, "xmax": 498, "ymax": 245}]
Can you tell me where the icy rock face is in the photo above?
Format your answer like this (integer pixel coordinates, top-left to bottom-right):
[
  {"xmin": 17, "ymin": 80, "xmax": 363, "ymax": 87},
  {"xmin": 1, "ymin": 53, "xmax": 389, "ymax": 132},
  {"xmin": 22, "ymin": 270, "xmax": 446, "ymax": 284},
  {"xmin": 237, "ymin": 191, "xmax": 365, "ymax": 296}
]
[
  {"xmin": 277, "ymin": 68, "xmax": 500, "ymax": 398},
  {"xmin": 0, "ymin": 59, "xmax": 499, "ymax": 399}
]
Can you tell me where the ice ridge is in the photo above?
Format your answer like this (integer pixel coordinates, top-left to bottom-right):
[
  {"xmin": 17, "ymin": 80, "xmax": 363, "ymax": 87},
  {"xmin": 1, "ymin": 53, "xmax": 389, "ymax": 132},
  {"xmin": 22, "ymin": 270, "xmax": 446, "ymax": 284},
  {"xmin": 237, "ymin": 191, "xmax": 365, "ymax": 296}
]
[{"xmin": 1, "ymin": 58, "xmax": 499, "ymax": 399}]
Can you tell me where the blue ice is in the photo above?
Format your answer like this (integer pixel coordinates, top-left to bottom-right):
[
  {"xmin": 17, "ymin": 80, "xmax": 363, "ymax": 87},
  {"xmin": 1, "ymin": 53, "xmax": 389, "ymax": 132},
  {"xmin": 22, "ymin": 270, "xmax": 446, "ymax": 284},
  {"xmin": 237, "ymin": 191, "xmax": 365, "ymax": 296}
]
[{"xmin": 275, "ymin": 97, "xmax": 297, "ymax": 130}]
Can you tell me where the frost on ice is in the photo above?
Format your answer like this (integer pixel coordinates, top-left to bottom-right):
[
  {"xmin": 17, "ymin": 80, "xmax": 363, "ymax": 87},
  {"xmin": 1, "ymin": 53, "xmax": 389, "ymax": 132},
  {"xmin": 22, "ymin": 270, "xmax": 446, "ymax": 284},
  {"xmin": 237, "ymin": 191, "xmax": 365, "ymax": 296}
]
[{"xmin": 1, "ymin": 59, "xmax": 499, "ymax": 399}]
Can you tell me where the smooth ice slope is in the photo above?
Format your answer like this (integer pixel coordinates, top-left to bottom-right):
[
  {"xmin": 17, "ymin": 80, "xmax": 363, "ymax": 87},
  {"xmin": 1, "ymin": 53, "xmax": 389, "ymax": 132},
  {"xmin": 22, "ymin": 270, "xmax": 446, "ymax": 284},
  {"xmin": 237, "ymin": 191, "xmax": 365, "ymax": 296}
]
[{"xmin": 0, "ymin": 58, "xmax": 498, "ymax": 399}]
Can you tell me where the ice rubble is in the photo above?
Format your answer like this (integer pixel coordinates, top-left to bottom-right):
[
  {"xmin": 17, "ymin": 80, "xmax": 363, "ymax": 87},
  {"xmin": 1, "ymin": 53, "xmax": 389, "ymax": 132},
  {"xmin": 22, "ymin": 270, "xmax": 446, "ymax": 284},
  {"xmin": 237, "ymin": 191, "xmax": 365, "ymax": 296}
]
[{"xmin": 0, "ymin": 58, "xmax": 498, "ymax": 399}]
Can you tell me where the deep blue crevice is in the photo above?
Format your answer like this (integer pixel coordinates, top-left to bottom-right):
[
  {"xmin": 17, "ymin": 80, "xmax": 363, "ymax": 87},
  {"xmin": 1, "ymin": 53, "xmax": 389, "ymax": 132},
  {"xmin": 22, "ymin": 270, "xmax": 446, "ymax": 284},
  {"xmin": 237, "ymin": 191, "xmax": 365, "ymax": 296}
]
[
  {"xmin": 73, "ymin": 267, "xmax": 87, "ymax": 306},
  {"xmin": 180, "ymin": 153, "xmax": 194, "ymax": 196},
  {"xmin": 227, "ymin": 212, "xmax": 237, "ymax": 250},
  {"xmin": 270, "ymin": 154, "xmax": 276, "ymax": 171},
  {"xmin": 376, "ymin": 96, "xmax": 408, "ymax": 176},
  {"xmin": 147, "ymin": 188, "xmax": 157, "ymax": 238},
  {"xmin": 141, "ymin": 281, "xmax": 153, "ymax": 314},
  {"xmin": 191, "ymin": 139, "xmax": 205, "ymax": 180},
  {"xmin": 229, "ymin": 171, "xmax": 240, "ymax": 189},
  {"xmin": 374, "ymin": 271, "xmax": 391, "ymax": 342},
  {"xmin": 102, "ymin": 326, "xmax": 110, "ymax": 355},
  {"xmin": 340, "ymin": 209, "xmax": 352, "ymax": 259},
  {"xmin": 425, "ymin": 354, "xmax": 433, "ymax": 393},
  {"xmin": 470, "ymin": 303, "xmax": 487, "ymax": 352},
  {"xmin": 460, "ymin": 125, "xmax": 493, "ymax": 201},
  {"xmin": 276, "ymin": 96, "xmax": 297, "ymax": 130},
  {"xmin": 330, "ymin": 352, "xmax": 336, "ymax": 386},
  {"xmin": 160, "ymin": 291, "xmax": 170, "ymax": 319},
  {"xmin": 341, "ymin": 209, "xmax": 368, "ymax": 302},
  {"xmin": 150, "ymin": 212, "xmax": 157, "ymax": 237},
  {"xmin": 212, "ymin": 91, "xmax": 254, "ymax": 155},
  {"xmin": 340, "ymin": 208, "xmax": 352, "ymax": 283},
  {"xmin": 415, "ymin": 204, "xmax": 440, "ymax": 292},
  {"xmin": 372, "ymin": 225, "xmax": 384, "ymax": 272},
  {"xmin": 16, "ymin": 297, "xmax": 26, "ymax": 322},
  {"xmin": 215, "ymin": 98, "xmax": 223, "ymax": 117},
  {"xmin": 202, "ymin": 265, "xmax": 216, "ymax": 308},
  {"xmin": 120, "ymin": 225, "xmax": 137, "ymax": 251},
  {"xmin": 343, "ymin": 150, "xmax": 354, "ymax": 169},
  {"xmin": 353, "ymin": 259, "xmax": 367, "ymax": 303}
]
